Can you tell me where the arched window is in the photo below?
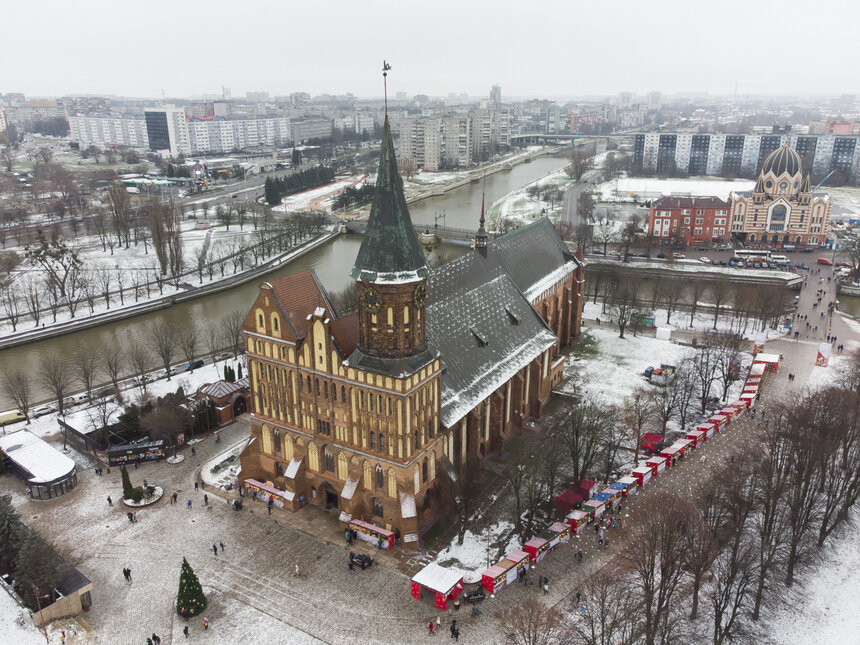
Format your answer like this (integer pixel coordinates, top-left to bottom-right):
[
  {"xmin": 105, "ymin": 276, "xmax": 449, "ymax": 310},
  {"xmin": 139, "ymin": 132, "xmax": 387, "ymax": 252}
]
[
  {"xmin": 379, "ymin": 434, "xmax": 386, "ymax": 452},
  {"xmin": 422, "ymin": 457, "xmax": 428, "ymax": 483},
  {"xmin": 306, "ymin": 375, "xmax": 311, "ymax": 391},
  {"xmin": 414, "ymin": 431, "xmax": 419, "ymax": 449},
  {"xmin": 403, "ymin": 305, "xmax": 410, "ymax": 324},
  {"xmin": 387, "ymin": 307, "xmax": 394, "ymax": 326},
  {"xmin": 387, "ymin": 397, "xmax": 392, "ymax": 414},
  {"xmin": 369, "ymin": 394, "xmax": 374, "ymax": 411},
  {"xmin": 341, "ymin": 386, "xmax": 346, "ymax": 403},
  {"xmin": 360, "ymin": 391, "xmax": 365, "ymax": 409},
  {"xmin": 378, "ymin": 394, "xmax": 383, "ymax": 411},
  {"xmin": 323, "ymin": 381, "xmax": 328, "ymax": 399},
  {"xmin": 273, "ymin": 429, "xmax": 281, "ymax": 453},
  {"xmin": 373, "ymin": 497, "xmax": 383, "ymax": 517},
  {"xmin": 258, "ymin": 313, "xmax": 264, "ymax": 327},
  {"xmin": 314, "ymin": 378, "xmax": 320, "ymax": 395},
  {"xmin": 275, "ymin": 461, "xmax": 283, "ymax": 476},
  {"xmin": 324, "ymin": 446, "xmax": 334, "ymax": 473},
  {"xmin": 370, "ymin": 432, "xmax": 375, "ymax": 449},
  {"xmin": 273, "ymin": 317, "xmax": 279, "ymax": 331},
  {"xmin": 375, "ymin": 465, "xmax": 384, "ymax": 489},
  {"xmin": 427, "ymin": 419, "xmax": 433, "ymax": 438}
]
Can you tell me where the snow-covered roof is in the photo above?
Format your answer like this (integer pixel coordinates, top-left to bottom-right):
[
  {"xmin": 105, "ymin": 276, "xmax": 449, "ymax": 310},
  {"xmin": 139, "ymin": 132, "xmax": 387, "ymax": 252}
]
[
  {"xmin": 754, "ymin": 353, "xmax": 780, "ymax": 363},
  {"xmin": 412, "ymin": 562, "xmax": 464, "ymax": 594},
  {"xmin": 285, "ymin": 458, "xmax": 302, "ymax": 479},
  {"xmin": 524, "ymin": 261, "xmax": 579, "ymax": 302},
  {"xmin": 400, "ymin": 492, "xmax": 416, "ymax": 519},
  {"xmin": 198, "ymin": 380, "xmax": 246, "ymax": 399},
  {"xmin": 341, "ymin": 477, "xmax": 358, "ymax": 500},
  {"xmin": 0, "ymin": 430, "xmax": 76, "ymax": 484}
]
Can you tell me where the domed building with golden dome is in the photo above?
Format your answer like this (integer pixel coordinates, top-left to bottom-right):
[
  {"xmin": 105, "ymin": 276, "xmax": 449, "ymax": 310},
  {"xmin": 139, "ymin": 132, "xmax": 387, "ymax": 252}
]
[{"xmin": 729, "ymin": 145, "xmax": 831, "ymax": 247}]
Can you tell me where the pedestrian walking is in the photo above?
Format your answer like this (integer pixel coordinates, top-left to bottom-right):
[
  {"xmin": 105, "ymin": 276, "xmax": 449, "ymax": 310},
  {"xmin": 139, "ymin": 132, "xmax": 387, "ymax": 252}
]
[
  {"xmin": 194, "ymin": 482, "xmax": 199, "ymax": 491},
  {"xmin": 348, "ymin": 560, "xmax": 354, "ymax": 574},
  {"xmin": 450, "ymin": 619, "xmax": 457, "ymax": 637},
  {"xmin": 219, "ymin": 540, "xmax": 225, "ymax": 552},
  {"xmin": 543, "ymin": 580, "xmax": 549, "ymax": 594},
  {"xmin": 107, "ymin": 496, "xmax": 112, "ymax": 506},
  {"xmin": 187, "ymin": 499, "xmax": 192, "ymax": 509},
  {"xmin": 191, "ymin": 446, "xmax": 196, "ymax": 456},
  {"xmin": 454, "ymin": 628, "xmax": 460, "ymax": 641},
  {"xmin": 204, "ymin": 494, "xmax": 209, "ymax": 506},
  {"xmin": 200, "ymin": 480, "xmax": 205, "ymax": 490},
  {"xmin": 267, "ymin": 498, "xmax": 273, "ymax": 515},
  {"xmin": 173, "ymin": 492, "xmax": 178, "ymax": 504},
  {"xmin": 183, "ymin": 625, "xmax": 189, "ymax": 638},
  {"xmin": 203, "ymin": 618, "xmax": 209, "ymax": 631},
  {"xmin": 147, "ymin": 638, "xmax": 152, "ymax": 645},
  {"xmin": 213, "ymin": 544, "xmax": 218, "ymax": 556},
  {"xmin": 428, "ymin": 621, "xmax": 435, "ymax": 635},
  {"xmin": 152, "ymin": 634, "xmax": 161, "ymax": 645},
  {"xmin": 436, "ymin": 616, "xmax": 442, "ymax": 631}
]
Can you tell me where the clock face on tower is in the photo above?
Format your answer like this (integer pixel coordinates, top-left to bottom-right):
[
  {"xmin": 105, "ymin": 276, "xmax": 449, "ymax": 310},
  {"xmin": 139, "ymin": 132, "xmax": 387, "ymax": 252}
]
[
  {"xmin": 413, "ymin": 283, "xmax": 428, "ymax": 306},
  {"xmin": 361, "ymin": 287, "xmax": 382, "ymax": 314}
]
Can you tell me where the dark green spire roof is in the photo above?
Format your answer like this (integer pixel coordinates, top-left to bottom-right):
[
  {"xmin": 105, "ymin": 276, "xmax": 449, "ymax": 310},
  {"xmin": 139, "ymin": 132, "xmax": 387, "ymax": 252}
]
[{"xmin": 350, "ymin": 117, "xmax": 429, "ymax": 284}]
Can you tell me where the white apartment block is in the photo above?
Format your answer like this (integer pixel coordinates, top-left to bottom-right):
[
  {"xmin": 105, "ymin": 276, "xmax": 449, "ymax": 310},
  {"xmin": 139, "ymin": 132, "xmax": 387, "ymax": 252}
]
[
  {"xmin": 68, "ymin": 114, "xmax": 149, "ymax": 150},
  {"xmin": 187, "ymin": 117, "xmax": 290, "ymax": 155}
]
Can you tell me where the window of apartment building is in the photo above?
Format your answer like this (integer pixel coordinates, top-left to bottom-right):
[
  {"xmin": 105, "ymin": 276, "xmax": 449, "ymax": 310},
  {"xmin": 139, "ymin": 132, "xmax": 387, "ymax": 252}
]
[
  {"xmin": 694, "ymin": 227, "xmax": 703, "ymax": 235},
  {"xmin": 682, "ymin": 209, "xmax": 690, "ymax": 215},
  {"xmin": 683, "ymin": 217, "xmax": 690, "ymax": 224},
  {"xmin": 696, "ymin": 218, "xmax": 704, "ymax": 225},
  {"xmin": 696, "ymin": 210, "xmax": 704, "ymax": 215},
  {"xmin": 714, "ymin": 218, "xmax": 725, "ymax": 225}
]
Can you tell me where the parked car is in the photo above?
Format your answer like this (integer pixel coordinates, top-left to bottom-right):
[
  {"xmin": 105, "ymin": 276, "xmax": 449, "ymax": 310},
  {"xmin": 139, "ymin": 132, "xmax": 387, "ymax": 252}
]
[
  {"xmin": 794, "ymin": 263, "xmax": 809, "ymax": 270},
  {"xmin": 699, "ymin": 257, "xmax": 711, "ymax": 263},
  {"xmin": 32, "ymin": 404, "xmax": 55, "ymax": 418},
  {"xmin": 0, "ymin": 409, "xmax": 27, "ymax": 428},
  {"xmin": 158, "ymin": 367, "xmax": 177, "ymax": 378},
  {"xmin": 72, "ymin": 393, "xmax": 90, "ymax": 405},
  {"xmin": 836, "ymin": 261, "xmax": 851, "ymax": 268},
  {"xmin": 696, "ymin": 246, "xmax": 708, "ymax": 251},
  {"xmin": 817, "ymin": 258, "xmax": 833, "ymax": 265},
  {"xmin": 185, "ymin": 359, "xmax": 205, "ymax": 371},
  {"xmin": 799, "ymin": 247, "xmax": 815, "ymax": 253},
  {"xmin": 674, "ymin": 254, "xmax": 686, "ymax": 259},
  {"xmin": 656, "ymin": 252, "xmax": 666, "ymax": 259}
]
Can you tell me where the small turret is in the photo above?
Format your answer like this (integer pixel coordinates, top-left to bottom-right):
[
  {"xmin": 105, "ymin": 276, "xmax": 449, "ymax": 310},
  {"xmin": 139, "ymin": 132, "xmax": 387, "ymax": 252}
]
[{"xmin": 474, "ymin": 190, "xmax": 488, "ymax": 256}]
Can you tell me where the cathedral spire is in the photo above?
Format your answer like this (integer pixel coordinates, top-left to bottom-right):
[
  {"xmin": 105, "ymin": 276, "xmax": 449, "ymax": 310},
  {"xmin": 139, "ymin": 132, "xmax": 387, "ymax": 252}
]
[
  {"xmin": 475, "ymin": 176, "xmax": 488, "ymax": 254},
  {"xmin": 350, "ymin": 66, "xmax": 427, "ymax": 285}
]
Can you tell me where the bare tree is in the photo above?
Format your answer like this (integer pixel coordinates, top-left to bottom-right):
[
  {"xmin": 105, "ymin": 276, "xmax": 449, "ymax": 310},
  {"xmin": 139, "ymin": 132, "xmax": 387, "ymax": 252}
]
[
  {"xmin": 691, "ymin": 334, "xmax": 722, "ymax": 413},
  {"xmin": 21, "ymin": 277, "xmax": 42, "ymax": 327},
  {"xmin": 179, "ymin": 322, "xmax": 200, "ymax": 372},
  {"xmin": 663, "ymin": 280, "xmax": 684, "ymax": 325},
  {"xmin": 219, "ymin": 310, "xmax": 246, "ymax": 358},
  {"xmin": 609, "ymin": 277, "xmax": 638, "ymax": 339},
  {"xmin": 623, "ymin": 387, "xmax": 653, "ymax": 466},
  {"xmin": 567, "ymin": 143, "xmax": 596, "ymax": 181},
  {"xmin": 1, "ymin": 284, "xmax": 21, "ymax": 332},
  {"xmin": 128, "ymin": 341, "xmax": 151, "ymax": 394},
  {"xmin": 73, "ymin": 346, "xmax": 98, "ymax": 401},
  {"xmin": 558, "ymin": 394, "xmax": 613, "ymax": 486},
  {"xmin": 498, "ymin": 597, "xmax": 569, "ymax": 645},
  {"xmin": 2, "ymin": 368, "xmax": 32, "ymax": 422},
  {"xmin": 38, "ymin": 355, "xmax": 72, "ymax": 415},
  {"xmin": 103, "ymin": 344, "xmax": 124, "ymax": 392},
  {"xmin": 148, "ymin": 321, "xmax": 178, "ymax": 381},
  {"xmin": 687, "ymin": 281, "xmax": 707, "ymax": 328},
  {"xmin": 710, "ymin": 281, "xmax": 730, "ymax": 330},
  {"xmin": 571, "ymin": 568, "xmax": 639, "ymax": 645},
  {"xmin": 204, "ymin": 325, "xmax": 222, "ymax": 371},
  {"xmin": 503, "ymin": 442, "xmax": 531, "ymax": 536},
  {"xmin": 624, "ymin": 493, "xmax": 689, "ymax": 645}
]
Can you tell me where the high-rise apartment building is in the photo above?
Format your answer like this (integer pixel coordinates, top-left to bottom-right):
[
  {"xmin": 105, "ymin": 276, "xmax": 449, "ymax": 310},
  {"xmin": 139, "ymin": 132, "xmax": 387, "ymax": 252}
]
[
  {"xmin": 144, "ymin": 106, "xmax": 191, "ymax": 157},
  {"xmin": 490, "ymin": 85, "xmax": 502, "ymax": 107},
  {"xmin": 68, "ymin": 114, "xmax": 149, "ymax": 150},
  {"xmin": 634, "ymin": 133, "xmax": 860, "ymax": 183}
]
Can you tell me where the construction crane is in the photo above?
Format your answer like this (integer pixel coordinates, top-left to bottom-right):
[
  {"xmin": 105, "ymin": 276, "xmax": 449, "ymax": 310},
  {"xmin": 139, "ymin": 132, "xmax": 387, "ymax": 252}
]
[{"xmin": 812, "ymin": 170, "xmax": 836, "ymax": 192}]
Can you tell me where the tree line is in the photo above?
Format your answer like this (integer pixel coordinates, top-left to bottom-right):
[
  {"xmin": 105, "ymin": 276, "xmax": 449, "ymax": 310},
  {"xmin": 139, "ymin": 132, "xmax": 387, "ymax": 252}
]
[
  {"xmin": 264, "ymin": 165, "xmax": 335, "ymax": 206},
  {"xmin": 1, "ymin": 310, "xmax": 247, "ymax": 426},
  {"xmin": 497, "ymin": 355, "xmax": 860, "ymax": 645}
]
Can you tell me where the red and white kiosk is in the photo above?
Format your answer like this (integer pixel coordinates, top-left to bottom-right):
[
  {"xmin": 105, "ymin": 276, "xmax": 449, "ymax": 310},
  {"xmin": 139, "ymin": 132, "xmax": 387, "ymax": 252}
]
[
  {"xmin": 632, "ymin": 465, "xmax": 653, "ymax": 487},
  {"xmin": 566, "ymin": 509, "xmax": 591, "ymax": 534},
  {"xmin": 708, "ymin": 414, "xmax": 729, "ymax": 430},
  {"xmin": 524, "ymin": 537, "xmax": 550, "ymax": 564},
  {"xmin": 748, "ymin": 363, "xmax": 766, "ymax": 379},
  {"xmin": 548, "ymin": 522, "xmax": 572, "ymax": 544},
  {"xmin": 411, "ymin": 563, "xmax": 464, "ymax": 610},
  {"xmin": 645, "ymin": 455, "xmax": 667, "ymax": 476},
  {"xmin": 686, "ymin": 429, "xmax": 706, "ymax": 448},
  {"xmin": 348, "ymin": 519, "xmax": 395, "ymax": 549},
  {"xmin": 615, "ymin": 476, "xmax": 639, "ymax": 496},
  {"xmin": 583, "ymin": 498, "xmax": 606, "ymax": 520},
  {"xmin": 481, "ymin": 564, "xmax": 509, "ymax": 594},
  {"xmin": 695, "ymin": 422, "xmax": 716, "ymax": 439},
  {"xmin": 740, "ymin": 392, "xmax": 756, "ymax": 408},
  {"xmin": 753, "ymin": 353, "xmax": 780, "ymax": 374},
  {"xmin": 503, "ymin": 550, "xmax": 531, "ymax": 577},
  {"xmin": 660, "ymin": 443, "xmax": 682, "ymax": 467}
]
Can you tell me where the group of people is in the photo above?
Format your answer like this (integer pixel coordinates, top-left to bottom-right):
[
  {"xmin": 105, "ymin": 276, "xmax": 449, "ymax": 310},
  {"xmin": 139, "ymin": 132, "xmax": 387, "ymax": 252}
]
[
  {"xmin": 348, "ymin": 550, "xmax": 374, "ymax": 572},
  {"xmin": 426, "ymin": 616, "xmax": 460, "ymax": 640},
  {"xmin": 145, "ymin": 633, "xmax": 162, "ymax": 645}
]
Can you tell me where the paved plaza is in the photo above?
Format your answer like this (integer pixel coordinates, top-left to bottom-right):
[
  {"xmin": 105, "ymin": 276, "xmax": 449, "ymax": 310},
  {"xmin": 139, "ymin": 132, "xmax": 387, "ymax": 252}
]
[{"xmin": 3, "ymin": 267, "xmax": 857, "ymax": 644}]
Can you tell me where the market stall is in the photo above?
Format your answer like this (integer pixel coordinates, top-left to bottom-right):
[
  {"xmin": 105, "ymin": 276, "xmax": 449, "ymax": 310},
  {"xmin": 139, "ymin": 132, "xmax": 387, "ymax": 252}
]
[
  {"xmin": 816, "ymin": 342, "xmax": 831, "ymax": 367},
  {"xmin": 749, "ymin": 363, "xmax": 766, "ymax": 379},
  {"xmin": 708, "ymin": 414, "xmax": 729, "ymax": 430},
  {"xmin": 610, "ymin": 476, "xmax": 638, "ymax": 497},
  {"xmin": 673, "ymin": 438, "xmax": 694, "ymax": 457},
  {"xmin": 740, "ymin": 393, "xmax": 756, "ymax": 408},
  {"xmin": 242, "ymin": 479, "xmax": 295, "ymax": 510},
  {"xmin": 566, "ymin": 509, "xmax": 591, "ymax": 534},
  {"xmin": 481, "ymin": 564, "xmax": 508, "ymax": 594},
  {"xmin": 695, "ymin": 422, "xmax": 716, "ymax": 438},
  {"xmin": 348, "ymin": 519, "xmax": 395, "ymax": 549},
  {"xmin": 631, "ymin": 466, "xmax": 653, "ymax": 487},
  {"xmin": 583, "ymin": 498, "xmax": 606, "ymax": 520},
  {"xmin": 593, "ymin": 487, "xmax": 622, "ymax": 510},
  {"xmin": 579, "ymin": 478, "xmax": 597, "ymax": 500},
  {"xmin": 503, "ymin": 550, "xmax": 530, "ymax": 578},
  {"xmin": 660, "ymin": 444, "xmax": 682, "ymax": 467},
  {"xmin": 524, "ymin": 537, "xmax": 550, "ymax": 564},
  {"xmin": 547, "ymin": 522, "xmax": 571, "ymax": 544},
  {"xmin": 720, "ymin": 407, "xmax": 739, "ymax": 419},
  {"xmin": 685, "ymin": 429, "xmax": 706, "ymax": 448},
  {"xmin": 645, "ymin": 456, "xmax": 667, "ymax": 476},
  {"xmin": 753, "ymin": 353, "xmax": 780, "ymax": 373},
  {"xmin": 412, "ymin": 563, "xmax": 464, "ymax": 610},
  {"xmin": 554, "ymin": 489, "xmax": 584, "ymax": 514}
]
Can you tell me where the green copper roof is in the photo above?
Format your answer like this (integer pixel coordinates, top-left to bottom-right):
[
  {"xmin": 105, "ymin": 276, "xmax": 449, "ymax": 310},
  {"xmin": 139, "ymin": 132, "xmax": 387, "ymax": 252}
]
[{"xmin": 350, "ymin": 117, "xmax": 429, "ymax": 284}]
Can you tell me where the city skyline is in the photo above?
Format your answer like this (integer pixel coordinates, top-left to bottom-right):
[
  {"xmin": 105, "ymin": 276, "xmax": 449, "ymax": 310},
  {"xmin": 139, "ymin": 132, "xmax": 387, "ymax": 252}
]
[{"xmin": 5, "ymin": 0, "xmax": 860, "ymax": 99}]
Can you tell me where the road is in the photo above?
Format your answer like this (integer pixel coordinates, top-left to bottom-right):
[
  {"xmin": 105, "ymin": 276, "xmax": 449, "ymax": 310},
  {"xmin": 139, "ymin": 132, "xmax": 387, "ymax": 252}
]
[{"xmin": 561, "ymin": 168, "xmax": 603, "ymax": 228}]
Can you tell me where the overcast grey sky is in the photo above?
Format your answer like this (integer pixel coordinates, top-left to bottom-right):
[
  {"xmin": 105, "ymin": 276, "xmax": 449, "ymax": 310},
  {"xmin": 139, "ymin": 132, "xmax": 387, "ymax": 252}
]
[{"xmin": 6, "ymin": 0, "xmax": 859, "ymax": 99}]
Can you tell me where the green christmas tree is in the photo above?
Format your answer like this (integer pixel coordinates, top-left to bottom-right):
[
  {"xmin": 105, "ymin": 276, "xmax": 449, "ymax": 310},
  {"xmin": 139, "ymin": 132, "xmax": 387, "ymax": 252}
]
[
  {"xmin": 120, "ymin": 466, "xmax": 134, "ymax": 501},
  {"xmin": 176, "ymin": 557, "xmax": 207, "ymax": 618}
]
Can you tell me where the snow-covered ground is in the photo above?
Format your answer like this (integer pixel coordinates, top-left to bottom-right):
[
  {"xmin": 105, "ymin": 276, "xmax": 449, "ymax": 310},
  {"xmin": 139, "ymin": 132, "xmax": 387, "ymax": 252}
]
[
  {"xmin": 0, "ymin": 590, "xmax": 45, "ymax": 645},
  {"xmin": 433, "ymin": 521, "xmax": 518, "ymax": 583},
  {"xmin": 488, "ymin": 166, "xmax": 573, "ymax": 228},
  {"xmin": 271, "ymin": 176, "xmax": 367, "ymax": 212},
  {"xmin": 597, "ymin": 177, "xmax": 755, "ymax": 202}
]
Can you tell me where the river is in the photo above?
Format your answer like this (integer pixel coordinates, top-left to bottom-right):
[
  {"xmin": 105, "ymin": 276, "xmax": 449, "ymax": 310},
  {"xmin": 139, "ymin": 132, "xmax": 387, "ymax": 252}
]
[{"xmin": 0, "ymin": 153, "xmax": 569, "ymax": 407}]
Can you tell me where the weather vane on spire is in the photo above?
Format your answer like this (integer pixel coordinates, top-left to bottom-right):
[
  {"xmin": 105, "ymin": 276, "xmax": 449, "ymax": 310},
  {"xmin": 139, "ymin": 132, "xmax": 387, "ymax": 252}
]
[{"xmin": 382, "ymin": 60, "xmax": 392, "ymax": 116}]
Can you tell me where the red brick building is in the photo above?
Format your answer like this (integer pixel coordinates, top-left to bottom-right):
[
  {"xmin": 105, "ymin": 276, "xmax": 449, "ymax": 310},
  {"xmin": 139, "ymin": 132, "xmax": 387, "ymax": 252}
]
[{"xmin": 647, "ymin": 196, "xmax": 731, "ymax": 245}]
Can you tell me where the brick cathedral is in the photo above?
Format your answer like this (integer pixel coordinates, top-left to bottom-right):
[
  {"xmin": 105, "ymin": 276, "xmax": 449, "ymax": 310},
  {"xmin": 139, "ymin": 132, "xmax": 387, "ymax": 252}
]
[{"xmin": 238, "ymin": 117, "xmax": 585, "ymax": 548}]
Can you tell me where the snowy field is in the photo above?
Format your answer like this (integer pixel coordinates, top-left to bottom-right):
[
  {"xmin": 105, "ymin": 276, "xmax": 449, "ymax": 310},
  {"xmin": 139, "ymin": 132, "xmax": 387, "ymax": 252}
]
[
  {"xmin": 271, "ymin": 176, "xmax": 366, "ymax": 212},
  {"xmin": 433, "ymin": 521, "xmax": 518, "ymax": 583},
  {"xmin": 597, "ymin": 177, "xmax": 755, "ymax": 202},
  {"xmin": 488, "ymin": 166, "xmax": 573, "ymax": 228}
]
